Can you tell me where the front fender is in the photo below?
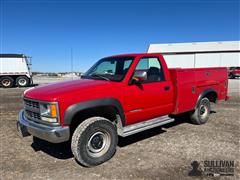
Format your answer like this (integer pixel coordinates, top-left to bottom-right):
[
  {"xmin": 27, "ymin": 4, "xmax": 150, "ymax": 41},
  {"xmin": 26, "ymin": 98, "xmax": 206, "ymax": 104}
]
[{"xmin": 64, "ymin": 98, "xmax": 125, "ymax": 126}]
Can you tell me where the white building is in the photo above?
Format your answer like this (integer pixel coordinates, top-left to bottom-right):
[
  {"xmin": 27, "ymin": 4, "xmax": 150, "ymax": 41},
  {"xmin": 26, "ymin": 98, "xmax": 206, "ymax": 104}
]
[{"xmin": 147, "ymin": 41, "xmax": 240, "ymax": 68}]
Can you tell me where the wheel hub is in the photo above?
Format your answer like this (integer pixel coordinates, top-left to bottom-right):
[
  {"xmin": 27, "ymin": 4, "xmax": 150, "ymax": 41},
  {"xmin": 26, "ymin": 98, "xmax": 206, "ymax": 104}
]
[
  {"xmin": 2, "ymin": 80, "xmax": 10, "ymax": 86},
  {"xmin": 87, "ymin": 131, "xmax": 111, "ymax": 157},
  {"xmin": 199, "ymin": 105, "xmax": 208, "ymax": 119},
  {"xmin": 19, "ymin": 79, "xmax": 27, "ymax": 86},
  {"xmin": 91, "ymin": 133, "xmax": 104, "ymax": 150}
]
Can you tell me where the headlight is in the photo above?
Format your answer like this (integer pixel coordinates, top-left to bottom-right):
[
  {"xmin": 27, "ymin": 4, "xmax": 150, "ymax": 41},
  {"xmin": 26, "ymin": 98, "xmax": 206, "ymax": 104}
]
[{"xmin": 39, "ymin": 103, "xmax": 58, "ymax": 123}]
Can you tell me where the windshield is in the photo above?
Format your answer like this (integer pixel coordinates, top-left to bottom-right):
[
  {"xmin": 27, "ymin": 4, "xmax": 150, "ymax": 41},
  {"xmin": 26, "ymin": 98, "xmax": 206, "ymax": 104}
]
[{"xmin": 83, "ymin": 56, "xmax": 135, "ymax": 81}]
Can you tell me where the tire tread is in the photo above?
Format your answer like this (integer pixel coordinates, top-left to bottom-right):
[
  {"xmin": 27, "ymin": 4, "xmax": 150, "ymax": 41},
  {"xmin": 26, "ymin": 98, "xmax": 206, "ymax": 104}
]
[
  {"xmin": 71, "ymin": 116, "xmax": 117, "ymax": 167},
  {"xmin": 190, "ymin": 97, "xmax": 210, "ymax": 125}
]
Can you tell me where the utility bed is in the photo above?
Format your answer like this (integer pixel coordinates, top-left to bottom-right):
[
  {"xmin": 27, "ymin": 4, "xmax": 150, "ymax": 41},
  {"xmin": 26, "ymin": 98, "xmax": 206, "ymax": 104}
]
[{"xmin": 169, "ymin": 67, "xmax": 228, "ymax": 114}]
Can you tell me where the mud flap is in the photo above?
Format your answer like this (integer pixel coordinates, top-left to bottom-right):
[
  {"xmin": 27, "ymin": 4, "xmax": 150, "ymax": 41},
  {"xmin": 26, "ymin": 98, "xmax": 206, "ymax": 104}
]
[{"xmin": 17, "ymin": 121, "xmax": 30, "ymax": 137}]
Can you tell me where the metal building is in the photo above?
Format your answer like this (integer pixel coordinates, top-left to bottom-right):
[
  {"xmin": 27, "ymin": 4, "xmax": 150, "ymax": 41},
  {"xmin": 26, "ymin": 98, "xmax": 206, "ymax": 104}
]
[{"xmin": 147, "ymin": 41, "xmax": 240, "ymax": 68}]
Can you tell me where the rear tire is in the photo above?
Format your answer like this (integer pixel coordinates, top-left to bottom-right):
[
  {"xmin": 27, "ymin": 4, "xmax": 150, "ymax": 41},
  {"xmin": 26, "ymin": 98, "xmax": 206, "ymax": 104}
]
[
  {"xmin": 190, "ymin": 98, "xmax": 210, "ymax": 125},
  {"xmin": 0, "ymin": 76, "xmax": 14, "ymax": 88},
  {"xmin": 16, "ymin": 76, "xmax": 29, "ymax": 87},
  {"xmin": 71, "ymin": 117, "xmax": 118, "ymax": 167}
]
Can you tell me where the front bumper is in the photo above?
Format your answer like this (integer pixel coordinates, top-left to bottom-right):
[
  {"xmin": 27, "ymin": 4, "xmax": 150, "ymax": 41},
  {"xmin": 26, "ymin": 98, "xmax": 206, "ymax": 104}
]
[{"xmin": 17, "ymin": 110, "xmax": 70, "ymax": 143}]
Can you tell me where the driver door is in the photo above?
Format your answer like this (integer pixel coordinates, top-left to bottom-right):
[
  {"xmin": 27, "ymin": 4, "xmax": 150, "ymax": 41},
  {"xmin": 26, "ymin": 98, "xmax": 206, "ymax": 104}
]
[{"xmin": 123, "ymin": 57, "xmax": 174, "ymax": 125}]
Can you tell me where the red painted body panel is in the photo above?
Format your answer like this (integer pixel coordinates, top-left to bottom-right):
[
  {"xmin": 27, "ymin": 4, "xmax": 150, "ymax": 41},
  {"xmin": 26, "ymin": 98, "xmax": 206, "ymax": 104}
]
[
  {"xmin": 233, "ymin": 69, "xmax": 240, "ymax": 76},
  {"xmin": 24, "ymin": 53, "xmax": 228, "ymax": 126},
  {"xmin": 24, "ymin": 79, "xmax": 125, "ymax": 125},
  {"xmin": 169, "ymin": 67, "xmax": 228, "ymax": 114},
  {"xmin": 122, "ymin": 54, "xmax": 174, "ymax": 125}
]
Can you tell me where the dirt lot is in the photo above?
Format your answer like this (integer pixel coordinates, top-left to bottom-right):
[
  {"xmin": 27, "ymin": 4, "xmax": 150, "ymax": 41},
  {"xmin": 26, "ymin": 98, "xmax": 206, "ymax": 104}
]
[{"xmin": 0, "ymin": 79, "xmax": 239, "ymax": 180}]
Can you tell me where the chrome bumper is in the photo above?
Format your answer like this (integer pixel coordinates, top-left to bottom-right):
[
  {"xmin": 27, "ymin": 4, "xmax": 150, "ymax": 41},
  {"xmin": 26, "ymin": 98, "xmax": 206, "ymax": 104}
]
[{"xmin": 17, "ymin": 110, "xmax": 70, "ymax": 143}]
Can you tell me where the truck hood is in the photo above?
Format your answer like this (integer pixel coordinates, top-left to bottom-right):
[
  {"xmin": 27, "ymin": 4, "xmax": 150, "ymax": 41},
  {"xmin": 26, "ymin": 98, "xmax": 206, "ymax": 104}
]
[{"xmin": 24, "ymin": 79, "xmax": 120, "ymax": 102}]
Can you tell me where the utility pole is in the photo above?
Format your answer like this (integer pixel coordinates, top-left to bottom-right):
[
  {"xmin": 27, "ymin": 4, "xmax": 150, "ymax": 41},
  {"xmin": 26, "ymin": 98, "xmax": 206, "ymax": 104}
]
[{"xmin": 71, "ymin": 48, "xmax": 73, "ymax": 80}]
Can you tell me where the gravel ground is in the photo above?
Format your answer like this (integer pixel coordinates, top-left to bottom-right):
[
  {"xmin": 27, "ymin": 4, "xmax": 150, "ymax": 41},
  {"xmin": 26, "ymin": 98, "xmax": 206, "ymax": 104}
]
[{"xmin": 0, "ymin": 79, "xmax": 239, "ymax": 180}]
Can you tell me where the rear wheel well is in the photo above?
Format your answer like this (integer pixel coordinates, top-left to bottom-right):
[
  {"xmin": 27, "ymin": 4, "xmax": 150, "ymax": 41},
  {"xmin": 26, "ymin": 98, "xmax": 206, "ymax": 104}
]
[
  {"xmin": 194, "ymin": 90, "xmax": 217, "ymax": 110},
  {"xmin": 203, "ymin": 91, "xmax": 217, "ymax": 103},
  {"xmin": 70, "ymin": 106, "xmax": 118, "ymax": 135}
]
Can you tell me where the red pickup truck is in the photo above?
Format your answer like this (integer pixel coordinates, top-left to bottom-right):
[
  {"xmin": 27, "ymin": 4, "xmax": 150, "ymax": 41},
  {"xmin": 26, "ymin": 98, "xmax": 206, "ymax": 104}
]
[
  {"xmin": 228, "ymin": 67, "xmax": 240, "ymax": 79},
  {"xmin": 17, "ymin": 53, "xmax": 228, "ymax": 167}
]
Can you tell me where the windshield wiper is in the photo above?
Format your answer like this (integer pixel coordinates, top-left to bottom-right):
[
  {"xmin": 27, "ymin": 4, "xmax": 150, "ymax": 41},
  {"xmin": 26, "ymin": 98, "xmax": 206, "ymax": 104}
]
[{"xmin": 89, "ymin": 74, "xmax": 110, "ymax": 81}]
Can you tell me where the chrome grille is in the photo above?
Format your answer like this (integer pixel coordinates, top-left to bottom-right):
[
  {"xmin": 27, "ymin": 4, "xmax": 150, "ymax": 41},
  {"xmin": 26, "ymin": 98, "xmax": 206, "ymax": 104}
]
[
  {"xmin": 25, "ymin": 110, "xmax": 41, "ymax": 119},
  {"xmin": 24, "ymin": 99, "xmax": 40, "ymax": 109},
  {"xmin": 23, "ymin": 98, "xmax": 41, "ymax": 121}
]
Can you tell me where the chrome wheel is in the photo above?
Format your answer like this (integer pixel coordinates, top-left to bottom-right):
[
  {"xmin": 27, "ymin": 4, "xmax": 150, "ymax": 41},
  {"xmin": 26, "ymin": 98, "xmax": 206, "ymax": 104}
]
[
  {"xmin": 87, "ymin": 131, "xmax": 111, "ymax": 158},
  {"xmin": 18, "ymin": 78, "xmax": 27, "ymax": 86},
  {"xmin": 2, "ymin": 79, "xmax": 11, "ymax": 87},
  {"xmin": 199, "ymin": 104, "xmax": 208, "ymax": 119}
]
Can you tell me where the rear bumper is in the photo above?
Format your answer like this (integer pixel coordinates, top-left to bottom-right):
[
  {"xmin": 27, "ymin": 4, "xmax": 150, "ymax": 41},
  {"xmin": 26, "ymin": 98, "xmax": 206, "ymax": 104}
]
[{"xmin": 17, "ymin": 110, "xmax": 70, "ymax": 143}]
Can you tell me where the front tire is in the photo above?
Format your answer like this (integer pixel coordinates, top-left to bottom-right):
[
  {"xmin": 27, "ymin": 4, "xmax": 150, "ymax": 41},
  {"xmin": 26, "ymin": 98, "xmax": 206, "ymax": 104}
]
[
  {"xmin": 190, "ymin": 98, "xmax": 210, "ymax": 125},
  {"xmin": 71, "ymin": 117, "xmax": 118, "ymax": 167}
]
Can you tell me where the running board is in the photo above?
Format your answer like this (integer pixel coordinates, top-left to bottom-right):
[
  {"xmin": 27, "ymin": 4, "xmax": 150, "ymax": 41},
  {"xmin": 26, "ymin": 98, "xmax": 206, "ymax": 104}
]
[{"xmin": 118, "ymin": 115, "xmax": 174, "ymax": 137}]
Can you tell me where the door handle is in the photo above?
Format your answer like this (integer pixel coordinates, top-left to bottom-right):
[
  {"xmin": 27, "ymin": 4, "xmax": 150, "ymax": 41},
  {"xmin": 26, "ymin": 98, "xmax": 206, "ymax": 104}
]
[{"xmin": 164, "ymin": 86, "xmax": 170, "ymax": 91}]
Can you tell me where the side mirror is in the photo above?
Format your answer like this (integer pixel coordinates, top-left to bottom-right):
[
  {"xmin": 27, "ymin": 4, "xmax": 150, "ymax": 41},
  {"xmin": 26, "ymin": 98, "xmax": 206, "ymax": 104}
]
[{"xmin": 131, "ymin": 70, "xmax": 147, "ymax": 84}]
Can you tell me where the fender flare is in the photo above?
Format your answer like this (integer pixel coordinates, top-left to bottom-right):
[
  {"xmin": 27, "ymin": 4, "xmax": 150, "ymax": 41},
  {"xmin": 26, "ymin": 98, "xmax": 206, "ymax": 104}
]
[
  {"xmin": 64, "ymin": 98, "xmax": 125, "ymax": 126},
  {"xmin": 195, "ymin": 88, "xmax": 217, "ymax": 109}
]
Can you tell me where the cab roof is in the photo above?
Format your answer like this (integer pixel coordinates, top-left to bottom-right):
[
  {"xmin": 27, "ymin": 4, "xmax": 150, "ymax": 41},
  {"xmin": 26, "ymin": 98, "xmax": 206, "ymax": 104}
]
[{"xmin": 105, "ymin": 53, "xmax": 162, "ymax": 59}]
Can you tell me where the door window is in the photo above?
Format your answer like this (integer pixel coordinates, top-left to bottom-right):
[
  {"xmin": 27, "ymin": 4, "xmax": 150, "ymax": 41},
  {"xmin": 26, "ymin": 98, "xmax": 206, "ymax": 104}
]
[{"xmin": 134, "ymin": 57, "xmax": 165, "ymax": 83}]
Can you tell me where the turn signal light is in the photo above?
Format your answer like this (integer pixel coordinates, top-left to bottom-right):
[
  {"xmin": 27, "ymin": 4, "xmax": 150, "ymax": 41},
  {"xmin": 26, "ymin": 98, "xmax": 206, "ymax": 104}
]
[{"xmin": 50, "ymin": 104, "xmax": 57, "ymax": 118}]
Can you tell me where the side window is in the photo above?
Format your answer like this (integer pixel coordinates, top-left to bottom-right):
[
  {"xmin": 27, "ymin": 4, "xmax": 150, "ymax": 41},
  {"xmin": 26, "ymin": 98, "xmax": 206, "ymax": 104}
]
[
  {"xmin": 136, "ymin": 58, "xmax": 148, "ymax": 70},
  {"xmin": 134, "ymin": 57, "xmax": 165, "ymax": 82}
]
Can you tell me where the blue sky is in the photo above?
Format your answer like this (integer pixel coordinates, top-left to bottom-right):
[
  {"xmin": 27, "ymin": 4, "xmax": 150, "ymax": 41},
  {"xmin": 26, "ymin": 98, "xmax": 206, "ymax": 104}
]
[{"xmin": 0, "ymin": 0, "xmax": 239, "ymax": 72}]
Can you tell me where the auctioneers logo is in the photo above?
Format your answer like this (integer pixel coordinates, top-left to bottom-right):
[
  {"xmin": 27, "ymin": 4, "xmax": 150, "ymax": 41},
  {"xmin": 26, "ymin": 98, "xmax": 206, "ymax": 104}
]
[{"xmin": 188, "ymin": 160, "xmax": 235, "ymax": 177}]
